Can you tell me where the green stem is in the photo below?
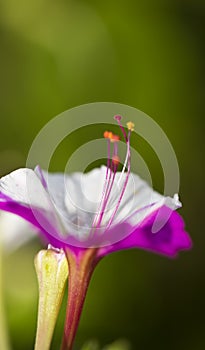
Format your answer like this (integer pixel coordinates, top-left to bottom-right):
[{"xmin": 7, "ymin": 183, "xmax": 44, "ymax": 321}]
[{"xmin": 61, "ymin": 248, "xmax": 99, "ymax": 350}]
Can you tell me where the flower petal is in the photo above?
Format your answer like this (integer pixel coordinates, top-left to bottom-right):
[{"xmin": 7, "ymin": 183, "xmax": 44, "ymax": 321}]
[
  {"xmin": 35, "ymin": 170, "xmax": 97, "ymax": 239},
  {"xmin": 0, "ymin": 168, "xmax": 191, "ymax": 257},
  {"xmin": 0, "ymin": 169, "xmax": 62, "ymax": 240},
  {"xmin": 98, "ymin": 206, "xmax": 192, "ymax": 258},
  {"xmin": 64, "ymin": 168, "xmax": 107, "ymax": 215},
  {"xmin": 111, "ymin": 173, "xmax": 181, "ymax": 226},
  {"xmin": 0, "ymin": 211, "xmax": 36, "ymax": 251},
  {"xmin": 1, "ymin": 168, "xmax": 52, "ymax": 210},
  {"xmin": 35, "ymin": 166, "xmax": 180, "ymax": 237}
]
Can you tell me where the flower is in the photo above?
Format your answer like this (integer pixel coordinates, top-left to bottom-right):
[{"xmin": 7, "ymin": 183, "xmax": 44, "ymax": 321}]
[{"xmin": 0, "ymin": 116, "xmax": 191, "ymax": 350}]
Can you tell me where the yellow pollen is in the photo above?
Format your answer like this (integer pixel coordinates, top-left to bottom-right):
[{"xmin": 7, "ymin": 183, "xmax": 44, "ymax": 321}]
[{"xmin": 126, "ymin": 121, "xmax": 135, "ymax": 131}]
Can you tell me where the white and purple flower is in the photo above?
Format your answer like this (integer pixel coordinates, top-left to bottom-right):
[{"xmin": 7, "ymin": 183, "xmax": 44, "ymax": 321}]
[{"xmin": 0, "ymin": 116, "xmax": 192, "ymax": 350}]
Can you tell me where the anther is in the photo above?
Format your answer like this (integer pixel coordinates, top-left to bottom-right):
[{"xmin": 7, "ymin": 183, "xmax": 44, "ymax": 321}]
[
  {"xmin": 103, "ymin": 131, "xmax": 120, "ymax": 143},
  {"xmin": 126, "ymin": 121, "xmax": 135, "ymax": 131},
  {"xmin": 111, "ymin": 134, "xmax": 120, "ymax": 143},
  {"xmin": 104, "ymin": 131, "xmax": 112, "ymax": 139}
]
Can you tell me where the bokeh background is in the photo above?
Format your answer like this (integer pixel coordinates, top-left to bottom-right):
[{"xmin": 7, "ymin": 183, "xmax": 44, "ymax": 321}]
[{"xmin": 0, "ymin": 0, "xmax": 204, "ymax": 349}]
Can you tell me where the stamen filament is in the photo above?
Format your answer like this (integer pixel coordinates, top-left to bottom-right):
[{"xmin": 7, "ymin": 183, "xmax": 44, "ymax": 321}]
[
  {"xmin": 91, "ymin": 117, "xmax": 134, "ymax": 235},
  {"xmin": 91, "ymin": 136, "xmax": 119, "ymax": 231},
  {"xmin": 95, "ymin": 166, "xmax": 117, "ymax": 228},
  {"xmin": 117, "ymin": 146, "xmax": 129, "ymax": 186},
  {"xmin": 106, "ymin": 130, "xmax": 131, "ymax": 229},
  {"xmin": 114, "ymin": 115, "xmax": 128, "ymax": 142},
  {"xmin": 91, "ymin": 139, "xmax": 111, "ymax": 230}
]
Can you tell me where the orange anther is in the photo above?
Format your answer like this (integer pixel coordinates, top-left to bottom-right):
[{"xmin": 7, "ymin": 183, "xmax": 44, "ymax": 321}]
[
  {"xmin": 103, "ymin": 131, "xmax": 113, "ymax": 139},
  {"xmin": 104, "ymin": 131, "xmax": 120, "ymax": 142},
  {"xmin": 104, "ymin": 131, "xmax": 110, "ymax": 138},
  {"xmin": 111, "ymin": 134, "xmax": 120, "ymax": 143}
]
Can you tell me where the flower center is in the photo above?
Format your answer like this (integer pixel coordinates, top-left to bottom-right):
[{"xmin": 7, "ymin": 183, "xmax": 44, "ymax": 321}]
[{"xmin": 91, "ymin": 116, "xmax": 134, "ymax": 232}]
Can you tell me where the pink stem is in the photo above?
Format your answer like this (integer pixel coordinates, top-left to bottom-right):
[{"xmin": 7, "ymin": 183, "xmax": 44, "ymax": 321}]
[{"xmin": 61, "ymin": 248, "xmax": 99, "ymax": 350}]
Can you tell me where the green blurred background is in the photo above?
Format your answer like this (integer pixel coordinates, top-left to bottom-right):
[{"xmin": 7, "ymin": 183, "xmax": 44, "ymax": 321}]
[{"xmin": 0, "ymin": 0, "xmax": 204, "ymax": 349}]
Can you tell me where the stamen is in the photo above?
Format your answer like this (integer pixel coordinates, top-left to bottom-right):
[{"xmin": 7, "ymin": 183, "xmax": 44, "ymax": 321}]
[
  {"xmin": 114, "ymin": 115, "xmax": 128, "ymax": 142},
  {"xmin": 91, "ymin": 138, "xmax": 111, "ymax": 230},
  {"xmin": 127, "ymin": 121, "xmax": 135, "ymax": 131},
  {"xmin": 110, "ymin": 134, "xmax": 120, "ymax": 143},
  {"xmin": 96, "ymin": 167, "xmax": 117, "ymax": 227},
  {"xmin": 91, "ymin": 117, "xmax": 134, "ymax": 235},
  {"xmin": 94, "ymin": 134, "xmax": 119, "ymax": 228},
  {"xmin": 112, "ymin": 155, "xmax": 120, "ymax": 166},
  {"xmin": 103, "ymin": 131, "xmax": 112, "ymax": 139},
  {"xmin": 114, "ymin": 115, "xmax": 122, "ymax": 121},
  {"xmin": 91, "ymin": 131, "xmax": 120, "ymax": 231},
  {"xmin": 117, "ymin": 125, "xmax": 133, "ymax": 185},
  {"xmin": 106, "ymin": 130, "xmax": 131, "ymax": 229},
  {"xmin": 104, "ymin": 130, "xmax": 120, "ymax": 143}
]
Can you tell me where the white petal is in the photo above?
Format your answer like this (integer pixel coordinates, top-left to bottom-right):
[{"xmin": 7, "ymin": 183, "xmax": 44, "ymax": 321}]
[
  {"xmin": 39, "ymin": 168, "xmax": 107, "ymax": 238},
  {"xmin": 33, "ymin": 167, "xmax": 182, "ymax": 239},
  {"xmin": 63, "ymin": 167, "xmax": 181, "ymax": 228},
  {"xmin": 0, "ymin": 211, "xmax": 36, "ymax": 251},
  {"xmin": 1, "ymin": 168, "xmax": 49, "ymax": 208},
  {"xmin": 112, "ymin": 172, "xmax": 163, "ymax": 223},
  {"xmin": 65, "ymin": 167, "xmax": 107, "ymax": 213},
  {"xmin": 0, "ymin": 168, "xmax": 61, "ymax": 233},
  {"xmin": 37, "ymin": 171, "xmax": 77, "ymax": 233},
  {"xmin": 116, "ymin": 172, "xmax": 182, "ymax": 227}
]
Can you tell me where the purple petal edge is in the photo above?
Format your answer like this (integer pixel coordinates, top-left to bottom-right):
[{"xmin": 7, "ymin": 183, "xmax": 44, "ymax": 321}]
[
  {"xmin": 0, "ymin": 192, "xmax": 87, "ymax": 256},
  {"xmin": 0, "ymin": 193, "xmax": 61, "ymax": 247},
  {"xmin": 98, "ymin": 205, "xmax": 192, "ymax": 258}
]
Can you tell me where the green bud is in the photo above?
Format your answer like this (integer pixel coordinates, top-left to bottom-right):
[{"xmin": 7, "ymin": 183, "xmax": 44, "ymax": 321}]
[{"xmin": 34, "ymin": 247, "xmax": 68, "ymax": 350}]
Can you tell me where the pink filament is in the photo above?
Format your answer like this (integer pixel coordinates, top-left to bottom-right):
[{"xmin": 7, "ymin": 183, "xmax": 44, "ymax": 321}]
[
  {"xmin": 106, "ymin": 130, "xmax": 131, "ymax": 229},
  {"xmin": 91, "ymin": 116, "xmax": 132, "ymax": 234},
  {"xmin": 91, "ymin": 139, "xmax": 119, "ymax": 230}
]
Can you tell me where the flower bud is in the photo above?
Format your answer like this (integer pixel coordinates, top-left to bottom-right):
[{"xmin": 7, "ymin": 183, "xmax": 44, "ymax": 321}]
[{"xmin": 34, "ymin": 247, "xmax": 68, "ymax": 350}]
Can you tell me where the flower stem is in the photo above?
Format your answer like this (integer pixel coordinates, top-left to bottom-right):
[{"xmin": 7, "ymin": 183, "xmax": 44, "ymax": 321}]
[{"xmin": 61, "ymin": 248, "xmax": 98, "ymax": 350}]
